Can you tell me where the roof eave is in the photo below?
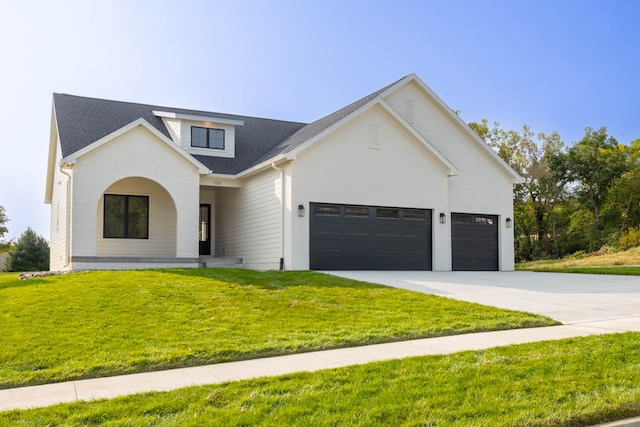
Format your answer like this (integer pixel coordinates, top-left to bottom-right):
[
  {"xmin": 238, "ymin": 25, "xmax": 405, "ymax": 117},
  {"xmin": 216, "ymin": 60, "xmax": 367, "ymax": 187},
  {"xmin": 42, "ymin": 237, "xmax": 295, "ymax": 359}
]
[
  {"xmin": 62, "ymin": 118, "xmax": 211, "ymax": 175},
  {"xmin": 398, "ymin": 74, "xmax": 524, "ymax": 184},
  {"xmin": 44, "ymin": 102, "xmax": 59, "ymax": 204}
]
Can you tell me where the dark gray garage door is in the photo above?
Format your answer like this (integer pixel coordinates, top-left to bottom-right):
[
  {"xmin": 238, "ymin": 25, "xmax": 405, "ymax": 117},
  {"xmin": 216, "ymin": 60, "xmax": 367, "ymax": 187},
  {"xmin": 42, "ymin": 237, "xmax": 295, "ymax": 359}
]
[
  {"xmin": 451, "ymin": 213, "xmax": 499, "ymax": 271},
  {"xmin": 309, "ymin": 203, "xmax": 432, "ymax": 270}
]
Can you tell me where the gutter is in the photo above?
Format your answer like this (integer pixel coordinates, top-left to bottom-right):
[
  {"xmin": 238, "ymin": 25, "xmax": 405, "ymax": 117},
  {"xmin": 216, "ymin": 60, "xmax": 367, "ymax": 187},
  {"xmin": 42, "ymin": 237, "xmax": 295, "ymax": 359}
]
[
  {"xmin": 59, "ymin": 162, "xmax": 73, "ymax": 268},
  {"xmin": 271, "ymin": 162, "xmax": 285, "ymax": 270}
]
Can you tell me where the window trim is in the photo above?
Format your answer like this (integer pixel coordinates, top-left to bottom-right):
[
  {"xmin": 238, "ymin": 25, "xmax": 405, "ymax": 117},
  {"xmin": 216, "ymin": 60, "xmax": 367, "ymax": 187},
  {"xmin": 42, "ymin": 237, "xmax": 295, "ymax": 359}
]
[
  {"xmin": 103, "ymin": 194, "xmax": 149, "ymax": 239},
  {"xmin": 191, "ymin": 126, "xmax": 225, "ymax": 150}
]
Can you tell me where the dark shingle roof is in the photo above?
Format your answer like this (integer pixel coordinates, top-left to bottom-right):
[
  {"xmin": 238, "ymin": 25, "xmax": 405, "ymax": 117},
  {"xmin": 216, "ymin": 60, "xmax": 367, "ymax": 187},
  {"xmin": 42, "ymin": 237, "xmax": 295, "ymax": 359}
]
[{"xmin": 53, "ymin": 76, "xmax": 405, "ymax": 175}]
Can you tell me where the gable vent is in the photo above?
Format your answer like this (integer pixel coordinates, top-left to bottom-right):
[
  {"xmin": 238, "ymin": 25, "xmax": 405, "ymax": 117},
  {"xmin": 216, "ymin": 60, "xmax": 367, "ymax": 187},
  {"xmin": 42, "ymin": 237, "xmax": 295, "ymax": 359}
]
[
  {"xmin": 405, "ymin": 98, "xmax": 415, "ymax": 124},
  {"xmin": 369, "ymin": 124, "xmax": 380, "ymax": 149}
]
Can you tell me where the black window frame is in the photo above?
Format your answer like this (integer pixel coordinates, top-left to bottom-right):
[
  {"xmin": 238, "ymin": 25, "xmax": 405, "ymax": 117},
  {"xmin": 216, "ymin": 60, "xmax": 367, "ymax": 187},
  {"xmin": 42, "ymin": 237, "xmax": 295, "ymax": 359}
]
[
  {"xmin": 191, "ymin": 126, "xmax": 225, "ymax": 150},
  {"xmin": 103, "ymin": 194, "xmax": 149, "ymax": 239}
]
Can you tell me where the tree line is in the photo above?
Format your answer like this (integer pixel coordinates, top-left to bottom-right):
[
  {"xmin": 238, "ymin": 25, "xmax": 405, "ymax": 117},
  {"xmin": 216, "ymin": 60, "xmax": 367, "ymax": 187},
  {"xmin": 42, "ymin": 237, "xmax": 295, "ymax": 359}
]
[{"xmin": 470, "ymin": 119, "xmax": 640, "ymax": 262}]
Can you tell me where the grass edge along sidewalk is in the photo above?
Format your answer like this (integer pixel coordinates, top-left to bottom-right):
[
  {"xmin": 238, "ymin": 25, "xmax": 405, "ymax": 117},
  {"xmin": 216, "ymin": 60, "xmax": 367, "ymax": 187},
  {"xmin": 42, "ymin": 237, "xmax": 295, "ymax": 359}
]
[
  {"xmin": 2, "ymin": 333, "xmax": 640, "ymax": 426},
  {"xmin": 0, "ymin": 269, "xmax": 557, "ymax": 389}
]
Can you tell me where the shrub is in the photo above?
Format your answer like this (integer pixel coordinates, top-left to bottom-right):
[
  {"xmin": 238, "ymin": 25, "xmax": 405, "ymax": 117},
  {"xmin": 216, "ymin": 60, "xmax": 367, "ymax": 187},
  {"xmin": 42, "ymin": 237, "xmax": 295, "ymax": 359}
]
[
  {"xmin": 618, "ymin": 227, "xmax": 640, "ymax": 251},
  {"xmin": 3, "ymin": 227, "xmax": 49, "ymax": 272}
]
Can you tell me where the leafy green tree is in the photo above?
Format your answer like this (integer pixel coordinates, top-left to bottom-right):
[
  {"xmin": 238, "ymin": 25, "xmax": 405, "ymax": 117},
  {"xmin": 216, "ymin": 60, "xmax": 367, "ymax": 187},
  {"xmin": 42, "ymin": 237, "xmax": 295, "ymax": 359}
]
[
  {"xmin": 3, "ymin": 227, "xmax": 50, "ymax": 272},
  {"xmin": 0, "ymin": 205, "xmax": 10, "ymax": 253},
  {"xmin": 470, "ymin": 120, "xmax": 565, "ymax": 259},
  {"xmin": 553, "ymin": 127, "xmax": 629, "ymax": 250}
]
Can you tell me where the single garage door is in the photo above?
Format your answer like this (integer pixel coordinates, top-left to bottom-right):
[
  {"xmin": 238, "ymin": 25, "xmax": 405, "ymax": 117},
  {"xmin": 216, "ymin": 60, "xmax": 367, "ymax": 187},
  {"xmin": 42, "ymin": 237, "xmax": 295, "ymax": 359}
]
[
  {"xmin": 309, "ymin": 203, "xmax": 432, "ymax": 270},
  {"xmin": 451, "ymin": 213, "xmax": 499, "ymax": 271}
]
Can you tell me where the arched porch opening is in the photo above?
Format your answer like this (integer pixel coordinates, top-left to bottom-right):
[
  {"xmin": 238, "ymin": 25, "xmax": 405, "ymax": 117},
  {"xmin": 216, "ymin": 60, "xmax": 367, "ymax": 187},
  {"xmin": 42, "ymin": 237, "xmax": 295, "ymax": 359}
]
[{"xmin": 96, "ymin": 177, "xmax": 178, "ymax": 257}]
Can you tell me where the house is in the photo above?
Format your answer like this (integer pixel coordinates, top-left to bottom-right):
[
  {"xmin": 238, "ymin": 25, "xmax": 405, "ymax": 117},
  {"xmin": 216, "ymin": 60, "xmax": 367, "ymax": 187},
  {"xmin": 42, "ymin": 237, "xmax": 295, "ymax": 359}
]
[{"xmin": 45, "ymin": 74, "xmax": 522, "ymax": 272}]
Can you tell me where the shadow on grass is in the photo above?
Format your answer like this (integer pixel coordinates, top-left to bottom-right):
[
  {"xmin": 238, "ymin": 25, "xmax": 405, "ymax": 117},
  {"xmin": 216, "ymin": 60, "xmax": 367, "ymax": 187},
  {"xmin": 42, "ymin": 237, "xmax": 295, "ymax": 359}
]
[
  {"xmin": 157, "ymin": 268, "xmax": 385, "ymax": 290},
  {"xmin": 0, "ymin": 276, "xmax": 54, "ymax": 291}
]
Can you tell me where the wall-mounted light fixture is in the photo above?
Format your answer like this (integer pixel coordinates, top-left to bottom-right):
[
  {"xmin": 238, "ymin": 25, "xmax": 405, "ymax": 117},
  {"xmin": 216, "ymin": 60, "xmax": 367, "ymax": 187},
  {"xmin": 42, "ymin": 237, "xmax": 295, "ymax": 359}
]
[
  {"xmin": 506, "ymin": 217, "xmax": 513, "ymax": 228},
  {"xmin": 439, "ymin": 212, "xmax": 446, "ymax": 224},
  {"xmin": 298, "ymin": 204, "xmax": 305, "ymax": 217}
]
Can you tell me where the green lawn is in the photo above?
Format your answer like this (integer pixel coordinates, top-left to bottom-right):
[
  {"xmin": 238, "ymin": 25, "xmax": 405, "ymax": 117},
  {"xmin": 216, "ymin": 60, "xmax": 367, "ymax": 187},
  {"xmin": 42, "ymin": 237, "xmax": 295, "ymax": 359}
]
[
  {"xmin": 517, "ymin": 266, "xmax": 640, "ymax": 275},
  {"xmin": 517, "ymin": 246, "xmax": 640, "ymax": 273},
  {"xmin": 0, "ymin": 269, "xmax": 556, "ymax": 389},
  {"xmin": 3, "ymin": 333, "xmax": 640, "ymax": 426}
]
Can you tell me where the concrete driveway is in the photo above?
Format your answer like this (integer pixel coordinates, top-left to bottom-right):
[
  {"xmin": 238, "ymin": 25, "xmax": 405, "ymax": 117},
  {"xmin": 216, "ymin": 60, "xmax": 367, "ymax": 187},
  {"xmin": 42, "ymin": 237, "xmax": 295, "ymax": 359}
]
[{"xmin": 327, "ymin": 271, "xmax": 640, "ymax": 327}]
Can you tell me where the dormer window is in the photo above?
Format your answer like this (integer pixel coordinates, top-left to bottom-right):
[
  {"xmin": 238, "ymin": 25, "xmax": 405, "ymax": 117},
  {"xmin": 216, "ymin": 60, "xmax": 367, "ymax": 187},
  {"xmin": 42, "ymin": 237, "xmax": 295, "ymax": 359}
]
[
  {"xmin": 153, "ymin": 111, "xmax": 242, "ymax": 158},
  {"xmin": 191, "ymin": 127, "xmax": 225, "ymax": 150}
]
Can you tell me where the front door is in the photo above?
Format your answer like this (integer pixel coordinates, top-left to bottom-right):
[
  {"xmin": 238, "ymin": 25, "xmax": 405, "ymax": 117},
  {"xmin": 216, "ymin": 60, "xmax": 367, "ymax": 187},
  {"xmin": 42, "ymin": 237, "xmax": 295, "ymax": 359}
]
[{"xmin": 199, "ymin": 204, "xmax": 211, "ymax": 256}]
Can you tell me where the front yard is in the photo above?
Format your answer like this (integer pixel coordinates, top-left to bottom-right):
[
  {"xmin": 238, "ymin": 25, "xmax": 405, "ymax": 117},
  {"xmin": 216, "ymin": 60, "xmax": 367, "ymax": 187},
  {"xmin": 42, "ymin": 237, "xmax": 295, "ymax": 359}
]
[
  {"xmin": 3, "ymin": 333, "xmax": 640, "ymax": 426},
  {"xmin": 0, "ymin": 269, "xmax": 555, "ymax": 389}
]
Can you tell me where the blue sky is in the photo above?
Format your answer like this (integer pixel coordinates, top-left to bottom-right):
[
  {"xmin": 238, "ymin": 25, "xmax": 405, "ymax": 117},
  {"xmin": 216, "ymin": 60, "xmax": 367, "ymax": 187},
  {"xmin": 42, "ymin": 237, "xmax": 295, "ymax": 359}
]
[{"xmin": 0, "ymin": 0, "xmax": 639, "ymax": 241}]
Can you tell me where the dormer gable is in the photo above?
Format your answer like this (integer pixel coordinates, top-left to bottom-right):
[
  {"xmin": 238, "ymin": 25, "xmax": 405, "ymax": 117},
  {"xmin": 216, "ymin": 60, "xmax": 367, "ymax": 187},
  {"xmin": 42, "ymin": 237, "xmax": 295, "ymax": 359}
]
[{"xmin": 153, "ymin": 111, "xmax": 244, "ymax": 159}]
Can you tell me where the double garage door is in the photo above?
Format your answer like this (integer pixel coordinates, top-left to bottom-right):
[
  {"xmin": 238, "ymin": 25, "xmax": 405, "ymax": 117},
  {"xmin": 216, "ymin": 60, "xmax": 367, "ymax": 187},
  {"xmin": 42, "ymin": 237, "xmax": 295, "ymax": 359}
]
[{"xmin": 309, "ymin": 203, "xmax": 498, "ymax": 271}]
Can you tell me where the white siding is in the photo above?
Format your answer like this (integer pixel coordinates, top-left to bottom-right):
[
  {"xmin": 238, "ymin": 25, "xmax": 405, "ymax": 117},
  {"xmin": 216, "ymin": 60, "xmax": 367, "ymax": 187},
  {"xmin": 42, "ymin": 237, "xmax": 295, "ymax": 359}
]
[
  {"xmin": 71, "ymin": 125, "xmax": 200, "ymax": 261},
  {"xmin": 96, "ymin": 177, "xmax": 177, "ymax": 257},
  {"xmin": 215, "ymin": 168, "xmax": 282, "ymax": 270},
  {"xmin": 180, "ymin": 119, "xmax": 236, "ymax": 159},
  {"xmin": 288, "ymin": 105, "xmax": 451, "ymax": 270},
  {"xmin": 49, "ymin": 140, "xmax": 71, "ymax": 271},
  {"xmin": 162, "ymin": 118, "xmax": 181, "ymax": 144},
  {"xmin": 384, "ymin": 81, "xmax": 516, "ymax": 270}
]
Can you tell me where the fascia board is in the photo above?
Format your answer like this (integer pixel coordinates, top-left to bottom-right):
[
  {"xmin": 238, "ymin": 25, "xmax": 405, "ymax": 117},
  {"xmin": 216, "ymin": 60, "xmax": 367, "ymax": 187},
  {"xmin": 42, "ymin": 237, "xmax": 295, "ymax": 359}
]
[
  {"xmin": 62, "ymin": 118, "xmax": 211, "ymax": 175},
  {"xmin": 44, "ymin": 103, "xmax": 59, "ymax": 204},
  {"xmin": 152, "ymin": 110, "xmax": 244, "ymax": 126},
  {"xmin": 402, "ymin": 74, "xmax": 524, "ymax": 184},
  {"xmin": 234, "ymin": 155, "xmax": 288, "ymax": 179},
  {"xmin": 377, "ymin": 98, "xmax": 459, "ymax": 176},
  {"xmin": 279, "ymin": 95, "xmax": 459, "ymax": 177},
  {"xmin": 285, "ymin": 97, "xmax": 383, "ymax": 159},
  {"xmin": 200, "ymin": 174, "xmax": 242, "ymax": 188}
]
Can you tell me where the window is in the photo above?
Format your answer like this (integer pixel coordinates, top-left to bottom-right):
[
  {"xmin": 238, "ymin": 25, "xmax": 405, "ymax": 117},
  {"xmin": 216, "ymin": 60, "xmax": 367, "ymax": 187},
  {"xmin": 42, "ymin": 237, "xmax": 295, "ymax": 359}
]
[
  {"xmin": 376, "ymin": 208, "xmax": 399, "ymax": 219},
  {"xmin": 404, "ymin": 210, "xmax": 426, "ymax": 220},
  {"xmin": 191, "ymin": 126, "xmax": 225, "ymax": 149},
  {"xmin": 314, "ymin": 205, "xmax": 340, "ymax": 216},
  {"xmin": 346, "ymin": 206, "xmax": 369, "ymax": 217},
  {"xmin": 475, "ymin": 216, "xmax": 494, "ymax": 225},
  {"xmin": 104, "ymin": 194, "xmax": 149, "ymax": 239}
]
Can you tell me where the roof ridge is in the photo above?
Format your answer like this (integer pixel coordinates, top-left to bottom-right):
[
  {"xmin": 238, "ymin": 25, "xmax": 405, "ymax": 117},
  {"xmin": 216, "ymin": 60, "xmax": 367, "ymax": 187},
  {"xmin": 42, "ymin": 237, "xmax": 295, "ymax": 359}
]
[{"xmin": 52, "ymin": 93, "xmax": 308, "ymax": 126}]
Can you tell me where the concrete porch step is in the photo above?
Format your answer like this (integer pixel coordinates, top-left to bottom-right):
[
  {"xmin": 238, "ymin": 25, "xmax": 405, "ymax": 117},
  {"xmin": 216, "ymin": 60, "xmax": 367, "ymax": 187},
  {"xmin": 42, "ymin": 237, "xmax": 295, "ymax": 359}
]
[{"xmin": 200, "ymin": 257, "xmax": 244, "ymax": 268}]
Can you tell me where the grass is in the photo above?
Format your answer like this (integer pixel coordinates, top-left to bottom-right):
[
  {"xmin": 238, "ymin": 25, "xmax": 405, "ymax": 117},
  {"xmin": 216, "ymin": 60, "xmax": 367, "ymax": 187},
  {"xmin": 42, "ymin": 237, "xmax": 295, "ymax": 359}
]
[
  {"xmin": 3, "ymin": 333, "xmax": 640, "ymax": 426},
  {"xmin": 0, "ymin": 269, "xmax": 556, "ymax": 389},
  {"xmin": 518, "ymin": 246, "xmax": 640, "ymax": 273},
  {"xmin": 519, "ymin": 266, "xmax": 640, "ymax": 275}
]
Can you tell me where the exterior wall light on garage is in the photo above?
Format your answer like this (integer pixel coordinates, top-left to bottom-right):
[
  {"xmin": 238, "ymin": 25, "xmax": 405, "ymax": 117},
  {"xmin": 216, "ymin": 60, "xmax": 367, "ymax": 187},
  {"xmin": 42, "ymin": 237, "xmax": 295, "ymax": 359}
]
[
  {"xmin": 506, "ymin": 217, "xmax": 513, "ymax": 228},
  {"xmin": 439, "ymin": 212, "xmax": 446, "ymax": 224},
  {"xmin": 298, "ymin": 204, "xmax": 305, "ymax": 217}
]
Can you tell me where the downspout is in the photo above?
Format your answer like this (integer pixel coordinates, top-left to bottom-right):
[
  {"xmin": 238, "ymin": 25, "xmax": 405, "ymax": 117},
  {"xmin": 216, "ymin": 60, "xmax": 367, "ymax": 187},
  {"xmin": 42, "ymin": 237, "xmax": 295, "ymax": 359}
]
[
  {"xmin": 59, "ymin": 163, "xmax": 72, "ymax": 268},
  {"xmin": 271, "ymin": 162, "xmax": 285, "ymax": 270}
]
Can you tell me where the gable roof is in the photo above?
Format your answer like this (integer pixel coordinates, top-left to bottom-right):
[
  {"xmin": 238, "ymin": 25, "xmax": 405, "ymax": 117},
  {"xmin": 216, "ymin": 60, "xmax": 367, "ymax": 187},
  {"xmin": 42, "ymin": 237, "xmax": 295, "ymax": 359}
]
[
  {"xmin": 53, "ymin": 94, "xmax": 307, "ymax": 175},
  {"xmin": 250, "ymin": 76, "xmax": 407, "ymax": 165},
  {"xmin": 385, "ymin": 74, "xmax": 524, "ymax": 184},
  {"xmin": 52, "ymin": 74, "xmax": 522, "ymax": 183}
]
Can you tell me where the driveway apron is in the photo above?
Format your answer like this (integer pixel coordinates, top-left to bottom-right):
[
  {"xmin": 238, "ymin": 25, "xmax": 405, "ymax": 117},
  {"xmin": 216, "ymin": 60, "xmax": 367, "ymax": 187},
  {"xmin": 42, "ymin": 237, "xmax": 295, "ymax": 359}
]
[{"xmin": 326, "ymin": 271, "xmax": 640, "ymax": 326}]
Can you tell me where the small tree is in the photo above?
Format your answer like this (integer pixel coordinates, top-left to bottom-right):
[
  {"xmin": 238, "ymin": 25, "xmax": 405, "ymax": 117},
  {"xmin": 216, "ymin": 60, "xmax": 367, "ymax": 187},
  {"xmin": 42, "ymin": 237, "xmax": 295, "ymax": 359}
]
[
  {"xmin": 0, "ymin": 205, "xmax": 10, "ymax": 253},
  {"xmin": 3, "ymin": 227, "xmax": 50, "ymax": 272}
]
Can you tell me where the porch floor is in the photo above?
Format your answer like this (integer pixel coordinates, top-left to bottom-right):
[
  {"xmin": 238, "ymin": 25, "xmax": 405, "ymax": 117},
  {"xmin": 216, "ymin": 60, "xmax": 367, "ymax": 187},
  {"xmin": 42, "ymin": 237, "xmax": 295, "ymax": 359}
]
[{"xmin": 199, "ymin": 257, "xmax": 244, "ymax": 268}]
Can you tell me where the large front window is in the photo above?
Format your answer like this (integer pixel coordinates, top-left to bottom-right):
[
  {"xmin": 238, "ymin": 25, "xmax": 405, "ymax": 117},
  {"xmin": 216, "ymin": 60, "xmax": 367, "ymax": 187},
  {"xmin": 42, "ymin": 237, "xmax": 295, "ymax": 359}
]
[
  {"xmin": 104, "ymin": 194, "xmax": 149, "ymax": 239},
  {"xmin": 191, "ymin": 126, "xmax": 225, "ymax": 149}
]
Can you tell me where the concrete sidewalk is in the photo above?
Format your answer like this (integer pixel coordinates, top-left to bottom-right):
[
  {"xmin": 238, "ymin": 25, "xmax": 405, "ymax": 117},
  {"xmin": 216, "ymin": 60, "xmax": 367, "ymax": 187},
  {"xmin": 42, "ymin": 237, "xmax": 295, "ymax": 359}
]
[{"xmin": 2, "ymin": 318, "xmax": 640, "ymax": 412}]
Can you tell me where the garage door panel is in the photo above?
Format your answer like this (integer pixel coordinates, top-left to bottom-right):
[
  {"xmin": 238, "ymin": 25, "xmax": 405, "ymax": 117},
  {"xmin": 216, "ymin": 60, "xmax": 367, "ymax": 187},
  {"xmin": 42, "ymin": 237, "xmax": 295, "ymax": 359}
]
[
  {"xmin": 310, "ymin": 203, "xmax": 432, "ymax": 270},
  {"xmin": 452, "ymin": 213, "xmax": 498, "ymax": 271}
]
